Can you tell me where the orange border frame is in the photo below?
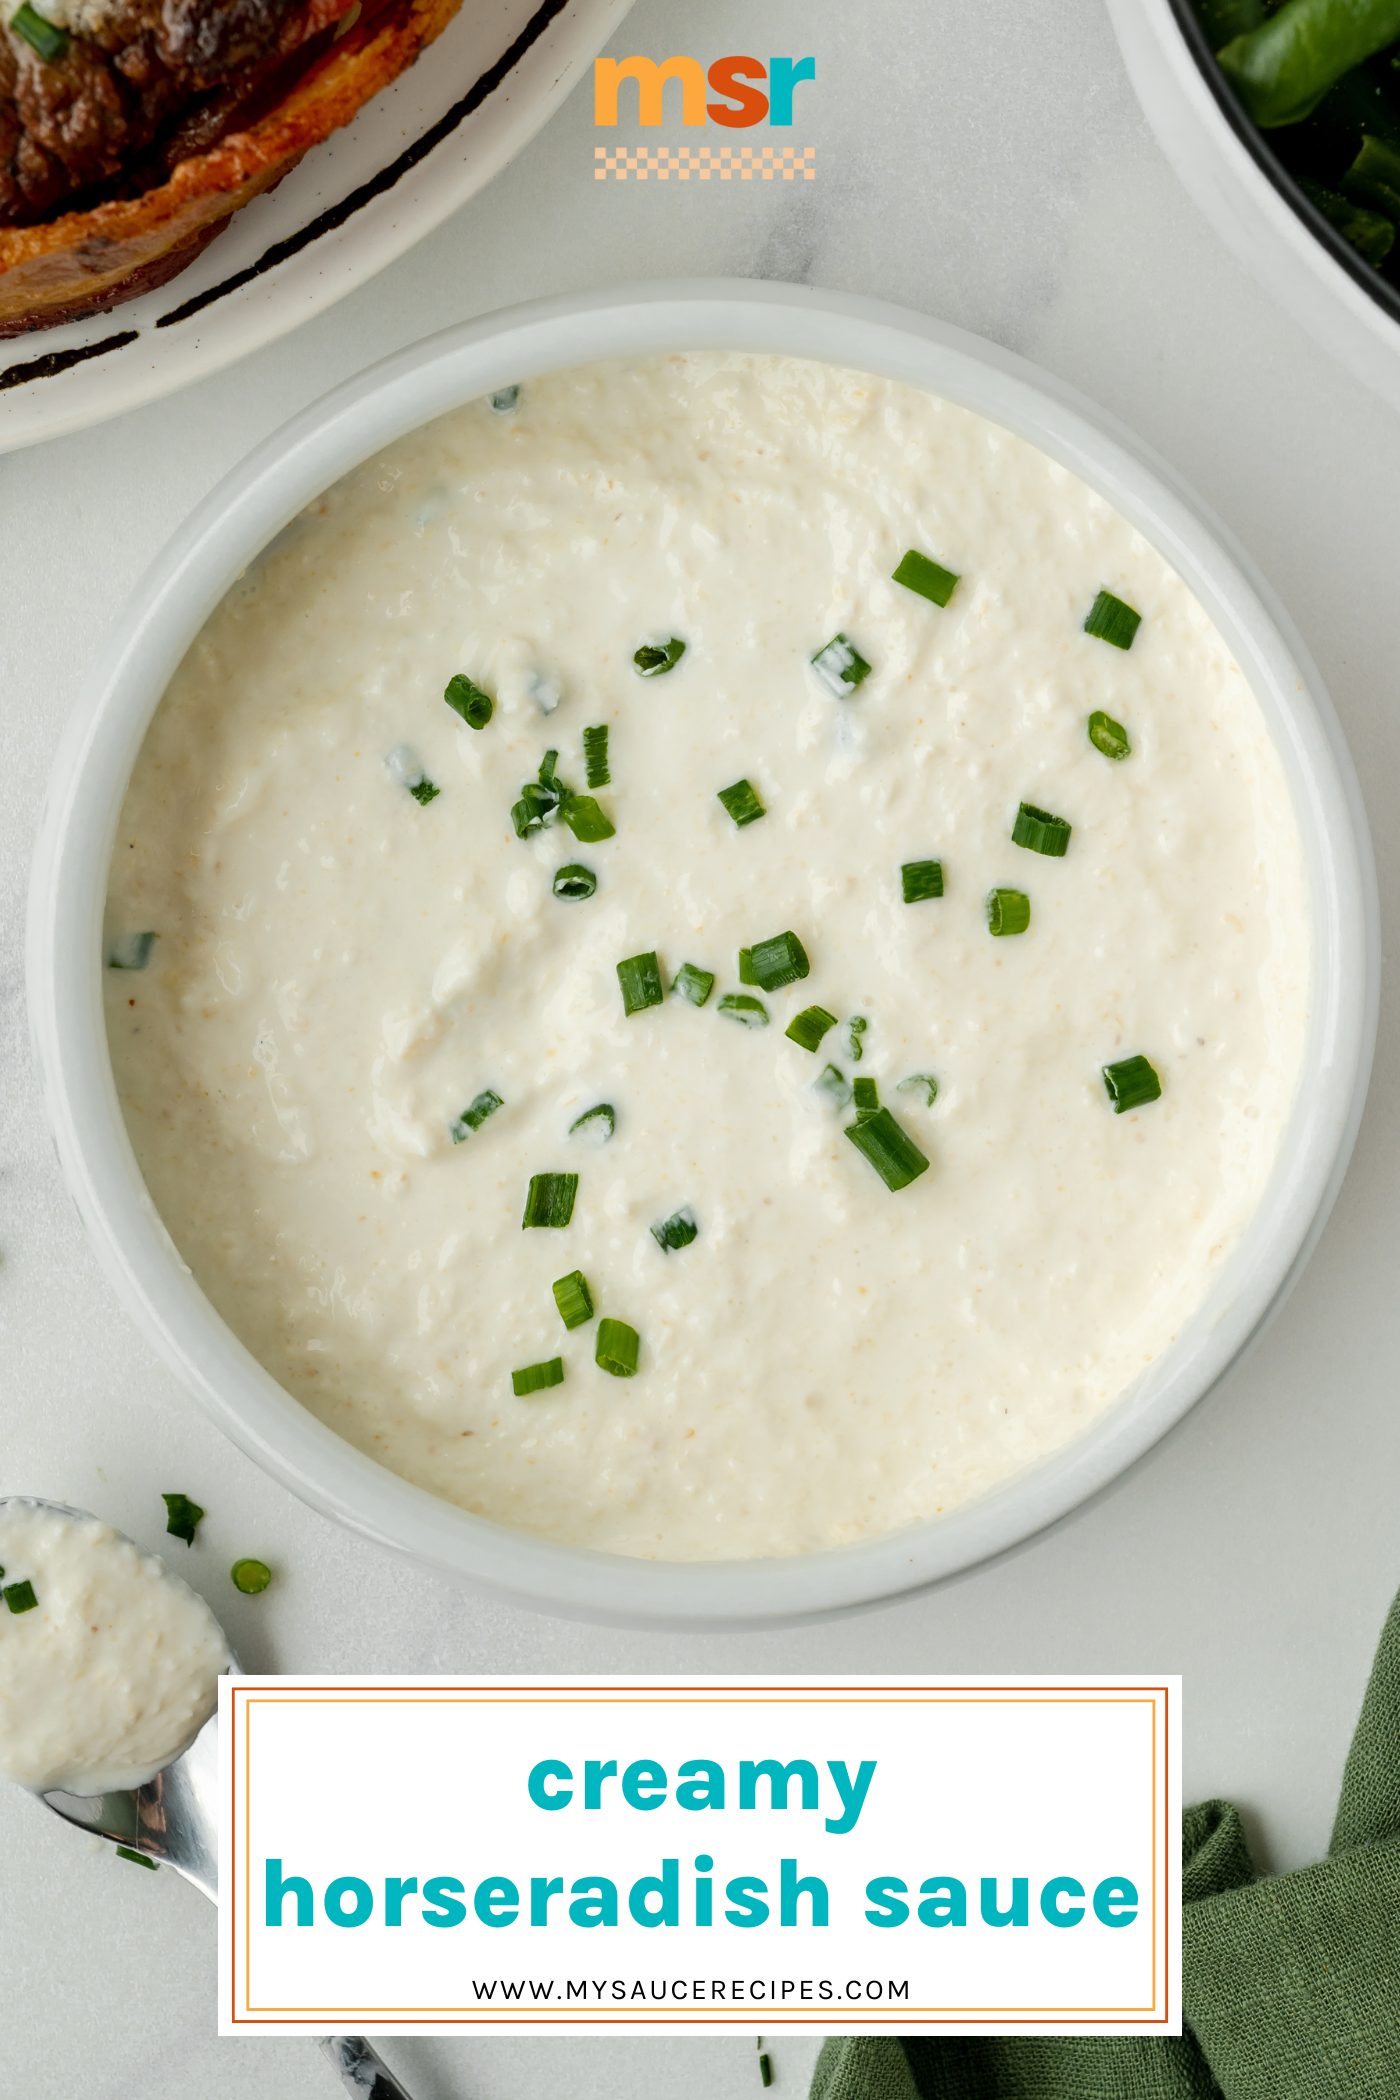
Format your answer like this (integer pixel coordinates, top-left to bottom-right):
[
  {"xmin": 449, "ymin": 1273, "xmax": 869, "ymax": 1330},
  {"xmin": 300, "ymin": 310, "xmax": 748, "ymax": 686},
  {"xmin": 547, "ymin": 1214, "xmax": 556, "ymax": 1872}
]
[{"xmin": 228, "ymin": 1683, "xmax": 1172, "ymax": 2028}]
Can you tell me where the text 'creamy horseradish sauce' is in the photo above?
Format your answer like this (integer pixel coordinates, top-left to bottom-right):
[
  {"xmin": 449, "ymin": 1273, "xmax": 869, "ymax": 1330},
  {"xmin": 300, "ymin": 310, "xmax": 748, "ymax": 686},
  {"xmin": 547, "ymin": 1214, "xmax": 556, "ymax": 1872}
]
[{"xmin": 105, "ymin": 354, "xmax": 1311, "ymax": 1562}]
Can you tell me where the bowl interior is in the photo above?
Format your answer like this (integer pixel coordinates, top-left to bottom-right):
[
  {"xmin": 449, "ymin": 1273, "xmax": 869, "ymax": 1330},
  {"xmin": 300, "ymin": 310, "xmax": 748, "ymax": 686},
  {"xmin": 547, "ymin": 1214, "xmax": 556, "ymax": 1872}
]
[{"xmin": 28, "ymin": 284, "xmax": 1379, "ymax": 1626}]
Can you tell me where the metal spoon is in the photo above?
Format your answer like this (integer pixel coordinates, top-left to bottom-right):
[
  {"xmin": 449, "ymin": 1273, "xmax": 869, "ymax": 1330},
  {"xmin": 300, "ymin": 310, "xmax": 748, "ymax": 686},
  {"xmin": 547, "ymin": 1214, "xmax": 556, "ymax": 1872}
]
[{"xmin": 4, "ymin": 1499, "xmax": 414, "ymax": 2099}]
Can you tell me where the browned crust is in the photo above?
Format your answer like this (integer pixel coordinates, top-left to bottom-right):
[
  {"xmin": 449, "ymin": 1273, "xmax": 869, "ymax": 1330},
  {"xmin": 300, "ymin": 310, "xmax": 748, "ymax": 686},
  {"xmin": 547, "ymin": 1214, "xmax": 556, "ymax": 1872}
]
[{"xmin": 0, "ymin": 0, "xmax": 464, "ymax": 334}]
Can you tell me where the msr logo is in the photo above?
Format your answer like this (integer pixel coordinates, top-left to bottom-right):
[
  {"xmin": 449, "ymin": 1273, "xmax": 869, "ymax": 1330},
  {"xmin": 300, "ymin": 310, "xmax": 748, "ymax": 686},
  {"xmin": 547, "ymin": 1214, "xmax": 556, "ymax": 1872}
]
[{"xmin": 594, "ymin": 53, "xmax": 816, "ymax": 128}]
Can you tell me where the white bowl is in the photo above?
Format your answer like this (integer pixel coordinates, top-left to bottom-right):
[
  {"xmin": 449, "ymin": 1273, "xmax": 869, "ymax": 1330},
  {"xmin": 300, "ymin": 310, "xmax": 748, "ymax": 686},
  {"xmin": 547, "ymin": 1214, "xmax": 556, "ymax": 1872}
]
[
  {"xmin": 1110, "ymin": 0, "xmax": 1400, "ymax": 411},
  {"xmin": 27, "ymin": 281, "xmax": 1379, "ymax": 1627}
]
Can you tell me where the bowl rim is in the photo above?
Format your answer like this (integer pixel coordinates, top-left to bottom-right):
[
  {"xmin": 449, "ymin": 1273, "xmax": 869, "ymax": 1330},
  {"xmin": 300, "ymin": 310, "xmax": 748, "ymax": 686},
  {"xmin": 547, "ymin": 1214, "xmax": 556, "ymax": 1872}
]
[
  {"xmin": 26, "ymin": 279, "xmax": 1380, "ymax": 1628},
  {"xmin": 1161, "ymin": 0, "xmax": 1400, "ymax": 336}
]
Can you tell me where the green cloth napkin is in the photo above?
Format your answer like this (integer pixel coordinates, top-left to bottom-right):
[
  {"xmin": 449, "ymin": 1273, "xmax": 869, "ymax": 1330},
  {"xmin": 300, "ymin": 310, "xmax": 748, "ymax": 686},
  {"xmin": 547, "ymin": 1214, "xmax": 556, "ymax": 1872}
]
[{"xmin": 812, "ymin": 1589, "xmax": 1400, "ymax": 2100}]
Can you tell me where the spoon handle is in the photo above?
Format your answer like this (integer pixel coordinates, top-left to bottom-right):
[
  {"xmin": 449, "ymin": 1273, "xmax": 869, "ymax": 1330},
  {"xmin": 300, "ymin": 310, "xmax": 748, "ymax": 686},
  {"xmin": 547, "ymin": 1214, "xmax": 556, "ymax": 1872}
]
[{"xmin": 318, "ymin": 2035, "xmax": 417, "ymax": 2096}]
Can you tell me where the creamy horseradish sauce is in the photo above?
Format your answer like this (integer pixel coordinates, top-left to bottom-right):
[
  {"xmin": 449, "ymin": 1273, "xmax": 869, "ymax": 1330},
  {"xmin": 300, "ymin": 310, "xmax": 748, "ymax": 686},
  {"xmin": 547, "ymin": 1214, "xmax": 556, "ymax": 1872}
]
[
  {"xmin": 105, "ymin": 353, "xmax": 1311, "ymax": 1561},
  {"xmin": 0, "ymin": 1503, "xmax": 229, "ymax": 1793}
]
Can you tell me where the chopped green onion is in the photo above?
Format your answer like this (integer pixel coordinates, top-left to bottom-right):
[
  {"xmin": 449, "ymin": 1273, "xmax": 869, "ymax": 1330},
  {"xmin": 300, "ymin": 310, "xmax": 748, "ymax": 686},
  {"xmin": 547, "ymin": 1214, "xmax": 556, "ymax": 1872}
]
[
  {"xmin": 1083, "ymin": 591, "xmax": 1141, "ymax": 651},
  {"xmin": 852, "ymin": 1076, "xmax": 880, "ymax": 1118},
  {"xmin": 811, "ymin": 634, "xmax": 872, "ymax": 695},
  {"xmin": 1012, "ymin": 802, "xmax": 1072, "ymax": 857},
  {"xmin": 162, "ymin": 1492, "xmax": 204, "ymax": 1546},
  {"xmin": 673, "ymin": 963, "xmax": 715, "ymax": 1007},
  {"xmin": 489, "ymin": 385, "xmax": 520, "ymax": 413},
  {"xmin": 845, "ymin": 1015, "xmax": 868, "ymax": 1062},
  {"xmin": 746, "ymin": 931, "xmax": 810, "ymax": 991},
  {"xmin": 552, "ymin": 863, "xmax": 597, "ymax": 901},
  {"xmin": 562, "ymin": 793, "xmax": 615, "ymax": 843},
  {"xmin": 718, "ymin": 993, "xmax": 769, "ymax": 1027},
  {"xmin": 115, "ymin": 1846, "xmax": 158, "ymax": 1869},
  {"xmin": 901, "ymin": 859, "xmax": 944, "ymax": 903},
  {"xmin": 408, "ymin": 777, "xmax": 440, "ymax": 806},
  {"xmin": 845, "ymin": 1107, "xmax": 930, "ymax": 1191},
  {"xmin": 108, "ymin": 931, "xmax": 156, "ymax": 971},
  {"xmin": 538, "ymin": 748, "xmax": 561, "ymax": 789},
  {"xmin": 892, "ymin": 548, "xmax": 960, "ymax": 608},
  {"xmin": 386, "ymin": 744, "xmax": 439, "ymax": 804},
  {"xmin": 450, "ymin": 1089, "xmax": 503, "ymax": 1143},
  {"xmin": 786, "ymin": 1004, "xmax": 838, "ymax": 1053},
  {"xmin": 522, "ymin": 1173, "xmax": 579, "ymax": 1229},
  {"xmin": 596, "ymin": 1318, "xmax": 641, "ymax": 1377},
  {"xmin": 583, "ymin": 724, "xmax": 611, "ymax": 788},
  {"xmin": 3, "ymin": 1579, "xmax": 37, "ymax": 1614},
  {"xmin": 552, "ymin": 1270, "xmax": 595, "ymax": 1329},
  {"xmin": 513, "ymin": 1358, "xmax": 565, "ymax": 1396},
  {"xmin": 718, "ymin": 778, "xmax": 766, "ymax": 828},
  {"xmin": 231, "ymin": 1559, "xmax": 272, "ymax": 1595},
  {"xmin": 618, "ymin": 951, "xmax": 664, "ymax": 1015},
  {"xmin": 1087, "ymin": 711, "xmax": 1132, "ymax": 761},
  {"xmin": 651, "ymin": 1206, "xmax": 698, "ymax": 1253},
  {"xmin": 738, "ymin": 947, "xmax": 756, "ymax": 986},
  {"xmin": 444, "ymin": 673, "xmax": 494, "ymax": 729},
  {"xmin": 1102, "ymin": 1054, "xmax": 1162, "ymax": 1114},
  {"xmin": 987, "ymin": 888, "xmax": 1031, "ymax": 937},
  {"xmin": 897, "ymin": 1073, "xmax": 940, "ymax": 1107},
  {"xmin": 569, "ymin": 1103, "xmax": 616, "ymax": 1144},
  {"xmin": 634, "ymin": 638, "xmax": 686, "ymax": 677},
  {"xmin": 758, "ymin": 2055, "xmax": 774, "ymax": 2090},
  {"xmin": 10, "ymin": 4, "xmax": 67, "ymax": 60},
  {"xmin": 814, "ymin": 1062, "xmax": 853, "ymax": 1109}
]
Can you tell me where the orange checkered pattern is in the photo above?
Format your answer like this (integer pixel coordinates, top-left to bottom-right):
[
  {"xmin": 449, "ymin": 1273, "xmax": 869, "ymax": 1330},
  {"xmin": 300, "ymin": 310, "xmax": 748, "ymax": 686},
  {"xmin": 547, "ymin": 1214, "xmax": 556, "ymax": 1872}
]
[{"xmin": 594, "ymin": 143, "xmax": 817, "ymax": 182}]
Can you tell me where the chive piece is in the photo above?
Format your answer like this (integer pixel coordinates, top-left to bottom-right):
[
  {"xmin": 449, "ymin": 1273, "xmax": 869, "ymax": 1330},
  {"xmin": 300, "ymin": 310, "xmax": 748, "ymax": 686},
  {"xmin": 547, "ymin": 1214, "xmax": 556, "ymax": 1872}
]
[
  {"xmin": 852, "ymin": 1076, "xmax": 880, "ymax": 1118},
  {"xmin": 583, "ymin": 725, "xmax": 611, "ymax": 788},
  {"xmin": 987, "ymin": 888, "xmax": 1031, "ymax": 937},
  {"xmin": 513, "ymin": 1358, "xmax": 565, "ymax": 1397},
  {"xmin": 673, "ymin": 963, "xmax": 715, "ymax": 1007},
  {"xmin": 786, "ymin": 1004, "xmax": 838, "ymax": 1053},
  {"xmin": 717, "ymin": 993, "xmax": 769, "ymax": 1027},
  {"xmin": 1102, "ymin": 1054, "xmax": 1162, "ymax": 1114},
  {"xmin": 115, "ymin": 1846, "xmax": 158, "ymax": 1869},
  {"xmin": 569, "ymin": 1103, "xmax": 616, "ymax": 1144},
  {"xmin": 408, "ymin": 777, "xmax": 440, "ymax": 806},
  {"xmin": 651, "ymin": 1206, "xmax": 698, "ymax": 1253},
  {"xmin": 897, "ymin": 1073, "xmax": 940, "ymax": 1107},
  {"xmin": 634, "ymin": 638, "xmax": 686, "ymax": 677},
  {"xmin": 444, "ymin": 673, "xmax": 494, "ymax": 729},
  {"xmin": 10, "ymin": 4, "xmax": 67, "ymax": 59},
  {"xmin": 1012, "ymin": 802, "xmax": 1072, "ymax": 857},
  {"xmin": 231, "ymin": 1559, "xmax": 272, "ymax": 1596},
  {"xmin": 3, "ymin": 1579, "xmax": 37, "ymax": 1615},
  {"xmin": 1083, "ymin": 591, "xmax": 1141, "ymax": 651},
  {"xmin": 892, "ymin": 549, "xmax": 960, "ymax": 608},
  {"xmin": 596, "ymin": 1318, "xmax": 641, "ymax": 1377},
  {"xmin": 553, "ymin": 863, "xmax": 597, "ymax": 901},
  {"xmin": 552, "ymin": 1270, "xmax": 595, "ymax": 1329},
  {"xmin": 718, "ymin": 779, "xmax": 766, "ymax": 828},
  {"xmin": 759, "ymin": 2054, "xmax": 774, "ymax": 2090},
  {"xmin": 562, "ymin": 794, "xmax": 615, "ymax": 843},
  {"xmin": 814, "ymin": 1062, "xmax": 853, "ymax": 1109},
  {"xmin": 737, "ymin": 946, "xmax": 756, "ymax": 986},
  {"xmin": 522, "ymin": 1173, "xmax": 578, "ymax": 1228},
  {"xmin": 1088, "ymin": 711, "xmax": 1132, "ymax": 761},
  {"xmin": 901, "ymin": 859, "xmax": 945, "ymax": 903},
  {"xmin": 450, "ymin": 1089, "xmax": 503, "ymax": 1143},
  {"xmin": 747, "ymin": 931, "xmax": 810, "ymax": 992},
  {"xmin": 845, "ymin": 1015, "xmax": 868, "ymax": 1062},
  {"xmin": 162, "ymin": 1493, "xmax": 204, "ymax": 1546},
  {"xmin": 617, "ymin": 951, "xmax": 664, "ymax": 1015},
  {"xmin": 490, "ymin": 385, "xmax": 520, "ymax": 413},
  {"xmin": 811, "ymin": 634, "xmax": 872, "ymax": 695},
  {"xmin": 845, "ymin": 1107, "xmax": 930, "ymax": 1191},
  {"xmin": 107, "ymin": 931, "xmax": 157, "ymax": 971}
]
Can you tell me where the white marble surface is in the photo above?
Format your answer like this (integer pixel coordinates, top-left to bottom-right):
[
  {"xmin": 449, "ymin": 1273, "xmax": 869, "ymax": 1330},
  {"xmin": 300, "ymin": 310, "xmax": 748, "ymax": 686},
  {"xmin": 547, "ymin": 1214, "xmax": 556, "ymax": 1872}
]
[{"xmin": 4, "ymin": 0, "xmax": 1400, "ymax": 2091}]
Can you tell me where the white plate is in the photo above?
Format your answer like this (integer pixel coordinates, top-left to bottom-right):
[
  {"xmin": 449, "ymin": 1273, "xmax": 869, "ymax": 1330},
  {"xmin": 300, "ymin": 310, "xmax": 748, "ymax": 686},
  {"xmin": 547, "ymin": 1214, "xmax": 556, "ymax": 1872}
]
[
  {"xmin": 0, "ymin": 0, "xmax": 632, "ymax": 453},
  {"xmin": 27, "ymin": 283, "xmax": 1379, "ymax": 1627}
]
